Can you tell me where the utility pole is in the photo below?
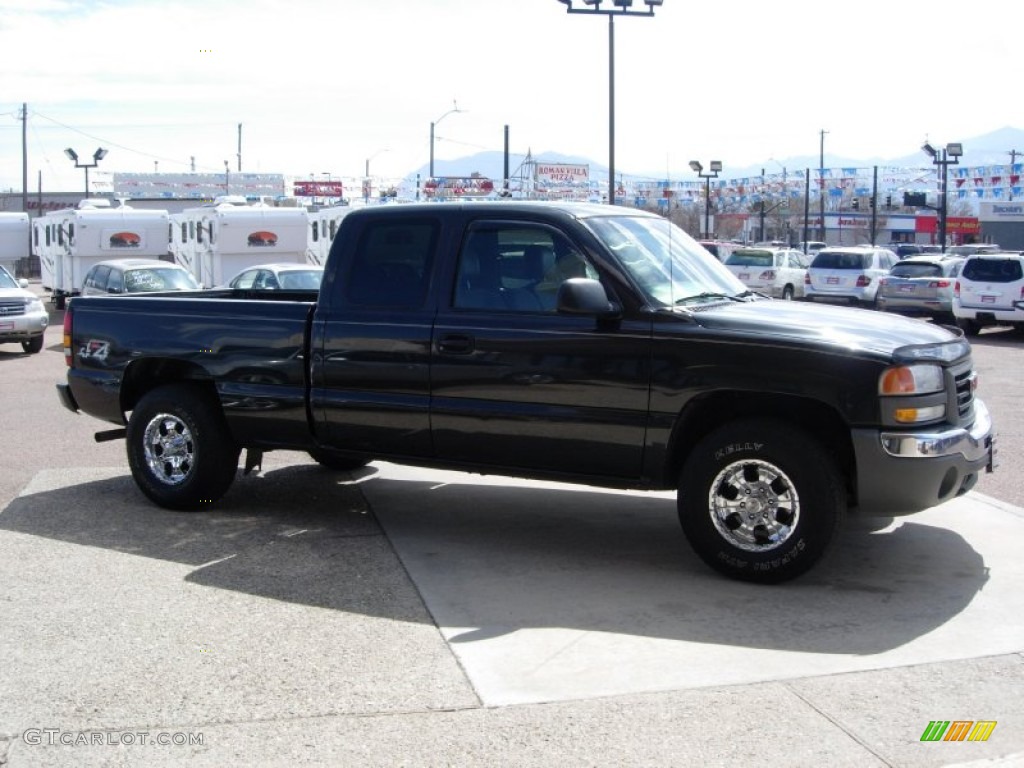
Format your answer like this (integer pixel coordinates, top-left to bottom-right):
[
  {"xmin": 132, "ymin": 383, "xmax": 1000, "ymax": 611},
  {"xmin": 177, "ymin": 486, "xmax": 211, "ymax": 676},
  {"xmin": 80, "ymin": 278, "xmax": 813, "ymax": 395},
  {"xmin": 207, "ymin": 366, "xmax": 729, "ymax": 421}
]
[
  {"xmin": 819, "ymin": 129, "xmax": 829, "ymax": 243},
  {"xmin": 237, "ymin": 123, "xmax": 242, "ymax": 171},
  {"xmin": 20, "ymin": 103, "xmax": 28, "ymax": 216}
]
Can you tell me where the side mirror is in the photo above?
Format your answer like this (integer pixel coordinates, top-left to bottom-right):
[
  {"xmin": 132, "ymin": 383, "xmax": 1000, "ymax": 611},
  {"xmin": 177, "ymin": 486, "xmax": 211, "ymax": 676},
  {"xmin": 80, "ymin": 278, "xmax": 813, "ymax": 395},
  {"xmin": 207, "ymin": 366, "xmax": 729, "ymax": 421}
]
[
  {"xmin": 18, "ymin": 278, "xmax": 29, "ymax": 289},
  {"xmin": 556, "ymin": 278, "xmax": 620, "ymax": 317}
]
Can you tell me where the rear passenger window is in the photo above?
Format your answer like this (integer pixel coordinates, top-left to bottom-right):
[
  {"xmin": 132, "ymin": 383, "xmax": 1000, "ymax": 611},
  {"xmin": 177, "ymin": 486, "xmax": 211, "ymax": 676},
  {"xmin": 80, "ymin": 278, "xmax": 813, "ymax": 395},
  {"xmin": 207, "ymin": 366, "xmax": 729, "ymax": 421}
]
[{"xmin": 344, "ymin": 220, "xmax": 438, "ymax": 307}]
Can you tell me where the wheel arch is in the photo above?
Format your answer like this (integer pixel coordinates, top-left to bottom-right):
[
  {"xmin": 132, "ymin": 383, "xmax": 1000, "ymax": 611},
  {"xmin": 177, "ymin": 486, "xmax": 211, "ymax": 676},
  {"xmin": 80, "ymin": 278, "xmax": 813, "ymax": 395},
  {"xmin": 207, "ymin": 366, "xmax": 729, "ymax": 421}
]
[
  {"xmin": 120, "ymin": 358, "xmax": 217, "ymax": 415},
  {"xmin": 663, "ymin": 391, "xmax": 857, "ymax": 502}
]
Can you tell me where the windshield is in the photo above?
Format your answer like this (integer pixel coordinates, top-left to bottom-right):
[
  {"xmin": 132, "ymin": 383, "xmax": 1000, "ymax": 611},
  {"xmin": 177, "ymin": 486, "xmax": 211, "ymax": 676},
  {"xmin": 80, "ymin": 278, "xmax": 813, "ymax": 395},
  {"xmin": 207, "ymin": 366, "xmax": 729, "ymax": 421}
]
[
  {"xmin": 585, "ymin": 215, "xmax": 746, "ymax": 306},
  {"xmin": 125, "ymin": 267, "xmax": 200, "ymax": 292},
  {"xmin": 0, "ymin": 267, "xmax": 18, "ymax": 289}
]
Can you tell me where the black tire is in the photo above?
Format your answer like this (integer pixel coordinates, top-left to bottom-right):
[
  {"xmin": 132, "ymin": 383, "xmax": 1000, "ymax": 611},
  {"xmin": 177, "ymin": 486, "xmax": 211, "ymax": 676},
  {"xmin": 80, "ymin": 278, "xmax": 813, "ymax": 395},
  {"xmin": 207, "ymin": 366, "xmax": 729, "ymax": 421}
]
[
  {"xmin": 781, "ymin": 285, "xmax": 794, "ymax": 301},
  {"xmin": 308, "ymin": 449, "xmax": 371, "ymax": 472},
  {"xmin": 126, "ymin": 384, "xmax": 239, "ymax": 510},
  {"xmin": 956, "ymin": 318, "xmax": 981, "ymax": 337},
  {"xmin": 54, "ymin": 294, "xmax": 66, "ymax": 310},
  {"xmin": 678, "ymin": 418, "xmax": 846, "ymax": 584},
  {"xmin": 22, "ymin": 335, "xmax": 44, "ymax": 354}
]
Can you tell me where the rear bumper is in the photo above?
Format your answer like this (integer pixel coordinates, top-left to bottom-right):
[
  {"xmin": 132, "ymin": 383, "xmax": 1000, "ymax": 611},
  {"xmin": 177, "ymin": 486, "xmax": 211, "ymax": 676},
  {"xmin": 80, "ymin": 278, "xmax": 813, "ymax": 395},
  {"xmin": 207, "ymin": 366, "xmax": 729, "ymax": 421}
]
[
  {"xmin": 852, "ymin": 399, "xmax": 996, "ymax": 514},
  {"xmin": 56, "ymin": 382, "xmax": 79, "ymax": 413}
]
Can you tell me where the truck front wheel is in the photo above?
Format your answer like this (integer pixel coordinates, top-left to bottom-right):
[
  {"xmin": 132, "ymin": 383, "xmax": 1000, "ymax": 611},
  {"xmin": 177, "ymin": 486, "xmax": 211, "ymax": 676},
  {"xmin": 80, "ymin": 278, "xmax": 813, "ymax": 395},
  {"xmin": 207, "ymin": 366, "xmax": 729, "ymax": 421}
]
[
  {"xmin": 127, "ymin": 384, "xmax": 240, "ymax": 510},
  {"xmin": 678, "ymin": 419, "xmax": 845, "ymax": 584}
]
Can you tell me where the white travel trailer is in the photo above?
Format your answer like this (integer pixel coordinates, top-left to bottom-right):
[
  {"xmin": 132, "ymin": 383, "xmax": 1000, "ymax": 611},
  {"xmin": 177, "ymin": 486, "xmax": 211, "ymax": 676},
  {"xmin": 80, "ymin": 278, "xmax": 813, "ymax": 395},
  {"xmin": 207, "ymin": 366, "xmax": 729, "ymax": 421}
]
[
  {"xmin": 306, "ymin": 203, "xmax": 355, "ymax": 265},
  {"xmin": 171, "ymin": 197, "xmax": 308, "ymax": 287},
  {"xmin": 34, "ymin": 199, "xmax": 171, "ymax": 308},
  {"xmin": 0, "ymin": 212, "xmax": 30, "ymax": 275}
]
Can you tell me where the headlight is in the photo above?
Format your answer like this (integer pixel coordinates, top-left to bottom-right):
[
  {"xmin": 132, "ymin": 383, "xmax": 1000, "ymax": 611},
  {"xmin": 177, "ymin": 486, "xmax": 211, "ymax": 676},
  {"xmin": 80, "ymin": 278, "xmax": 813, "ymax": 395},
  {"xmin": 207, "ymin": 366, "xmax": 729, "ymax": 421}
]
[
  {"xmin": 27, "ymin": 297, "xmax": 45, "ymax": 313},
  {"xmin": 879, "ymin": 364, "xmax": 946, "ymax": 424},
  {"xmin": 879, "ymin": 364, "xmax": 944, "ymax": 395}
]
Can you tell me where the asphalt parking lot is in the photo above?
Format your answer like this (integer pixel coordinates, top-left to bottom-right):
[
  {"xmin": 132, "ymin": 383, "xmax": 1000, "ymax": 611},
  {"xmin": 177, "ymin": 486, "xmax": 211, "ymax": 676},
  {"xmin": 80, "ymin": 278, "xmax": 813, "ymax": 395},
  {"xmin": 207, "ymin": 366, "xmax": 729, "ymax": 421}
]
[{"xmin": 1, "ymin": 292, "xmax": 1022, "ymax": 767}]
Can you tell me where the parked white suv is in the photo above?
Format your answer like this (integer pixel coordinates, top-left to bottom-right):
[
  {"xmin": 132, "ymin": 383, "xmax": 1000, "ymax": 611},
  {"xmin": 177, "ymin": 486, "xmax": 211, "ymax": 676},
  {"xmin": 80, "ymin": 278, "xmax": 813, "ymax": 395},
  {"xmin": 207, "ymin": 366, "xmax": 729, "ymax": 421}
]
[
  {"xmin": 952, "ymin": 251, "xmax": 1024, "ymax": 335},
  {"xmin": 804, "ymin": 245, "xmax": 897, "ymax": 306},
  {"xmin": 723, "ymin": 246, "xmax": 809, "ymax": 300},
  {"xmin": 0, "ymin": 265, "xmax": 48, "ymax": 354}
]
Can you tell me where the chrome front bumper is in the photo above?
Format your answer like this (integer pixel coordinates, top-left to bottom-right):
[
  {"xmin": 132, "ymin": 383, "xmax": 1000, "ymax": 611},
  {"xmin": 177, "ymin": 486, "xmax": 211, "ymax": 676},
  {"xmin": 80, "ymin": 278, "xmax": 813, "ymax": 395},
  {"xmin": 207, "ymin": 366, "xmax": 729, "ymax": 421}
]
[{"xmin": 880, "ymin": 399, "xmax": 996, "ymax": 469}]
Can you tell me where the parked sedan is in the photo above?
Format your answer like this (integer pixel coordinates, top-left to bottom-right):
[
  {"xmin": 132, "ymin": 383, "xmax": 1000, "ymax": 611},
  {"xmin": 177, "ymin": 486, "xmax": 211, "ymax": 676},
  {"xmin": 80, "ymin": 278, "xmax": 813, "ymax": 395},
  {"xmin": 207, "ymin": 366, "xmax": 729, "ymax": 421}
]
[
  {"xmin": 80, "ymin": 258, "xmax": 200, "ymax": 296},
  {"xmin": 876, "ymin": 255, "xmax": 964, "ymax": 323},
  {"xmin": 225, "ymin": 263, "xmax": 325, "ymax": 290},
  {"xmin": 723, "ymin": 247, "xmax": 809, "ymax": 299}
]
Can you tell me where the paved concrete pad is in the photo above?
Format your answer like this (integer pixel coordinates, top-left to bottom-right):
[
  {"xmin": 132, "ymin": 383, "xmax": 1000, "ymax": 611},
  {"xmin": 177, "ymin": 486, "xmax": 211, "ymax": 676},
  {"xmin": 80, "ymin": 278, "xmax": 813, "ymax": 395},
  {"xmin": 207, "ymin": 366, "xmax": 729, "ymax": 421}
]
[
  {"xmin": 365, "ymin": 463, "xmax": 1024, "ymax": 706},
  {"xmin": 0, "ymin": 467, "xmax": 478, "ymax": 734}
]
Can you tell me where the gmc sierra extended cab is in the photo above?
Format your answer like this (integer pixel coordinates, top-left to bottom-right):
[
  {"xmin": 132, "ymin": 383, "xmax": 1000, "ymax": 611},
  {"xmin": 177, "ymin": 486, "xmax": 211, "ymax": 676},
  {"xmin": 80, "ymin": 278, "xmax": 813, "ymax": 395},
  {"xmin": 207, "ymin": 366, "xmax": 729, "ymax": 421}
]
[{"xmin": 57, "ymin": 202, "xmax": 996, "ymax": 583}]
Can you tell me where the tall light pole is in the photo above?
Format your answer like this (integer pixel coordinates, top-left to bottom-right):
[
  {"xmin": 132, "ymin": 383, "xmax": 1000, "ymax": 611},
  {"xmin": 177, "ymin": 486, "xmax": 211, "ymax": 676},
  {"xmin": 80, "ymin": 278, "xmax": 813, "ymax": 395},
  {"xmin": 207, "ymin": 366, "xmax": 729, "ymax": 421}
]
[
  {"xmin": 365, "ymin": 148, "xmax": 390, "ymax": 203},
  {"xmin": 922, "ymin": 141, "xmax": 963, "ymax": 253},
  {"xmin": 557, "ymin": 0, "xmax": 663, "ymax": 207},
  {"xmin": 689, "ymin": 160, "xmax": 722, "ymax": 239},
  {"xmin": 64, "ymin": 147, "xmax": 107, "ymax": 198},
  {"xmin": 430, "ymin": 101, "xmax": 464, "ymax": 179},
  {"xmin": 818, "ymin": 128, "xmax": 828, "ymax": 243}
]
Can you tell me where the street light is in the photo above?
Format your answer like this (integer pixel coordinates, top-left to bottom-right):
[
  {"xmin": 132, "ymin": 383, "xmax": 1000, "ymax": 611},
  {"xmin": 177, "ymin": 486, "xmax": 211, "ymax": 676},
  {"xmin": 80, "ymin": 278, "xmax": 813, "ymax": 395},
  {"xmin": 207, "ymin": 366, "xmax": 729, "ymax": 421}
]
[
  {"xmin": 64, "ymin": 147, "xmax": 108, "ymax": 197},
  {"xmin": 557, "ymin": 0, "xmax": 663, "ymax": 206},
  {"xmin": 921, "ymin": 141, "xmax": 963, "ymax": 253},
  {"xmin": 689, "ymin": 160, "xmax": 722, "ymax": 239},
  {"xmin": 365, "ymin": 148, "xmax": 390, "ymax": 203},
  {"xmin": 429, "ymin": 101, "xmax": 464, "ymax": 179}
]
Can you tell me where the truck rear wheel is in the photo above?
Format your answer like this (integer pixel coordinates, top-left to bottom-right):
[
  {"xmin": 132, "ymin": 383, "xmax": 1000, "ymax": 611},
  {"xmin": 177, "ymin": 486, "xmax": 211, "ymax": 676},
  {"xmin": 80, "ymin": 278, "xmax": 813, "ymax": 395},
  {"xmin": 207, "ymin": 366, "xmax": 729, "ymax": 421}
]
[
  {"xmin": 127, "ymin": 384, "xmax": 239, "ymax": 510},
  {"xmin": 678, "ymin": 419, "xmax": 845, "ymax": 584}
]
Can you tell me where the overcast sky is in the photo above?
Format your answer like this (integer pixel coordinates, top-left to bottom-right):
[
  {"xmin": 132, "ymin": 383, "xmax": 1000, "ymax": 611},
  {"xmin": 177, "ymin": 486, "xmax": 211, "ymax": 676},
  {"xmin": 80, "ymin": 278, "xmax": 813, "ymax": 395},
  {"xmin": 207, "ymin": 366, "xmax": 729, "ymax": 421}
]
[{"xmin": 1, "ymin": 0, "xmax": 1020, "ymax": 193}]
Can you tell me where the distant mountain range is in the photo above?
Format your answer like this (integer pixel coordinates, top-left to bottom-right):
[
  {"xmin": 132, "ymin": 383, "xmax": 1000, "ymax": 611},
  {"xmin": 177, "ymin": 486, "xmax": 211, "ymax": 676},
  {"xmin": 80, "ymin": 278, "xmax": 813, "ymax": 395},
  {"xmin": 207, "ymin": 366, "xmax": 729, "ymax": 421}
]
[{"xmin": 416, "ymin": 126, "xmax": 1024, "ymax": 184}]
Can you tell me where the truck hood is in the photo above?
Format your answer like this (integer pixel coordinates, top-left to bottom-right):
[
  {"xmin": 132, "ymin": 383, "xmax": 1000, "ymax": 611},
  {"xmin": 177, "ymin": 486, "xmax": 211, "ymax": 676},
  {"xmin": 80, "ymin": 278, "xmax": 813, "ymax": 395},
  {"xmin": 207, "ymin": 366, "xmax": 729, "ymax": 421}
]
[{"xmin": 689, "ymin": 299, "xmax": 959, "ymax": 358}]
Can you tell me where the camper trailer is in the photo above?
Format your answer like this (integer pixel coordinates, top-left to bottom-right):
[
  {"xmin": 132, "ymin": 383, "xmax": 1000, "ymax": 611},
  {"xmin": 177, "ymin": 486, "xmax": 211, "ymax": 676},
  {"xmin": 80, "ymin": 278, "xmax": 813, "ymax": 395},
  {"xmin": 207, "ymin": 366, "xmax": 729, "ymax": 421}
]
[
  {"xmin": 171, "ymin": 197, "xmax": 308, "ymax": 287},
  {"xmin": 306, "ymin": 203, "xmax": 354, "ymax": 266},
  {"xmin": 0, "ymin": 212, "xmax": 30, "ymax": 276},
  {"xmin": 34, "ymin": 199, "xmax": 170, "ymax": 308}
]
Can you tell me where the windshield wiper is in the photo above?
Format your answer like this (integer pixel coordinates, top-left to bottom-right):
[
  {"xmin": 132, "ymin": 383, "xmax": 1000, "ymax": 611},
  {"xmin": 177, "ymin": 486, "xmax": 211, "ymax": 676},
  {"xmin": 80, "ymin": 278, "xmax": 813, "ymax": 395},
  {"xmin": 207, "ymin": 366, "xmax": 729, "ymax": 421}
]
[{"xmin": 675, "ymin": 292, "xmax": 744, "ymax": 305}]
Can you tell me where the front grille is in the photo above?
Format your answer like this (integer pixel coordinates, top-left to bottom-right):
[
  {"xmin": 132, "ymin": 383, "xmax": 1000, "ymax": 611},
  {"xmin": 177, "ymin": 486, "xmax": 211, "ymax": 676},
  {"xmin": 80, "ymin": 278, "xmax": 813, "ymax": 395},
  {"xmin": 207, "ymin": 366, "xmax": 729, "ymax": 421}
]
[
  {"xmin": 952, "ymin": 362, "xmax": 975, "ymax": 420},
  {"xmin": 0, "ymin": 299, "xmax": 26, "ymax": 317}
]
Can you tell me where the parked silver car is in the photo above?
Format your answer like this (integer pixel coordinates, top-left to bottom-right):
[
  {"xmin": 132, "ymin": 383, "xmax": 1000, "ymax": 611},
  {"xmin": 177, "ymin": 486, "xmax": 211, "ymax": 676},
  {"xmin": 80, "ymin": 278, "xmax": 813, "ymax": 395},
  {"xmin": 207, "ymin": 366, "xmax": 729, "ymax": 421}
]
[
  {"xmin": 80, "ymin": 258, "xmax": 200, "ymax": 296},
  {"xmin": 225, "ymin": 263, "xmax": 325, "ymax": 290},
  {"xmin": 877, "ymin": 255, "xmax": 964, "ymax": 323}
]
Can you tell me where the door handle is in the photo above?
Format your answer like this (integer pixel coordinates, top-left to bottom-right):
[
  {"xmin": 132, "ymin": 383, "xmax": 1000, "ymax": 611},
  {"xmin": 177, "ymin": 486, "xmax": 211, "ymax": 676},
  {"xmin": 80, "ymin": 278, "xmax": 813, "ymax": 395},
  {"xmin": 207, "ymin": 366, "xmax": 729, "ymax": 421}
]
[{"xmin": 438, "ymin": 334, "xmax": 474, "ymax": 354}]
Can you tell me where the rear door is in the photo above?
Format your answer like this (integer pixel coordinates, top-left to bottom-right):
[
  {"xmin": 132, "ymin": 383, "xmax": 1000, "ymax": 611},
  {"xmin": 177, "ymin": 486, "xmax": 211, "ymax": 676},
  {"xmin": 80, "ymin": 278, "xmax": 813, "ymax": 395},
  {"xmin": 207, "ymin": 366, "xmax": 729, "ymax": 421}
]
[
  {"xmin": 430, "ymin": 217, "xmax": 652, "ymax": 481},
  {"xmin": 310, "ymin": 214, "xmax": 441, "ymax": 457}
]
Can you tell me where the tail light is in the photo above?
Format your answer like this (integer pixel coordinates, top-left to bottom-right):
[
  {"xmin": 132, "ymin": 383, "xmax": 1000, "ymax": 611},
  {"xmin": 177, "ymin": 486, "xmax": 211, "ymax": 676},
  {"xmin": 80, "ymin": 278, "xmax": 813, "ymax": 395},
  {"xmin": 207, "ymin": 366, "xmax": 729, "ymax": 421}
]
[
  {"xmin": 856, "ymin": 275, "xmax": 872, "ymax": 287},
  {"xmin": 63, "ymin": 305, "xmax": 73, "ymax": 367},
  {"xmin": 804, "ymin": 273, "xmax": 811, "ymax": 284},
  {"xmin": 759, "ymin": 270, "xmax": 776, "ymax": 280},
  {"xmin": 954, "ymin": 280, "xmax": 961, "ymax": 298},
  {"xmin": 931, "ymin": 280, "xmax": 951, "ymax": 288}
]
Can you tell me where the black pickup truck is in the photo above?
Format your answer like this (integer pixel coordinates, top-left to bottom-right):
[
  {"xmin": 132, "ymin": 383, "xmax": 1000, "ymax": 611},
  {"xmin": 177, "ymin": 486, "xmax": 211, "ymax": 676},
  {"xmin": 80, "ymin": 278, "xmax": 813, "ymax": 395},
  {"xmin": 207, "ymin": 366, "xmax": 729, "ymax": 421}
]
[{"xmin": 57, "ymin": 202, "xmax": 995, "ymax": 583}]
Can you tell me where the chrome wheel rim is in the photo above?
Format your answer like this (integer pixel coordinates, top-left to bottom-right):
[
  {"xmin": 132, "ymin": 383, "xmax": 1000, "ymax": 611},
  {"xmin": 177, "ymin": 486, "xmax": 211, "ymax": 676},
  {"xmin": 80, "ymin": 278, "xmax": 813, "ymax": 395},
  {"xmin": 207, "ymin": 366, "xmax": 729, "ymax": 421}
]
[
  {"xmin": 142, "ymin": 412, "xmax": 195, "ymax": 486},
  {"xmin": 708, "ymin": 459, "xmax": 800, "ymax": 552}
]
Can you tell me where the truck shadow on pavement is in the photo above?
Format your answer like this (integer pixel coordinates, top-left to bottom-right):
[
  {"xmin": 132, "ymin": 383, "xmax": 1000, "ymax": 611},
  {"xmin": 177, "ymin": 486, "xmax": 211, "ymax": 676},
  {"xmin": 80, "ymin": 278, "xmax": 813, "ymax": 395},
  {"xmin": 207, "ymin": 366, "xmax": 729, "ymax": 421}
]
[{"xmin": 0, "ymin": 463, "xmax": 991, "ymax": 655}]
